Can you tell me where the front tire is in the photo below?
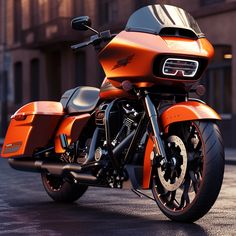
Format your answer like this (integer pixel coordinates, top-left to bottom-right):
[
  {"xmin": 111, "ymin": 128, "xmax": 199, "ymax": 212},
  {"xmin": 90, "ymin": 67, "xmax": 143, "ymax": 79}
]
[
  {"xmin": 41, "ymin": 172, "xmax": 88, "ymax": 203},
  {"xmin": 152, "ymin": 121, "xmax": 224, "ymax": 222}
]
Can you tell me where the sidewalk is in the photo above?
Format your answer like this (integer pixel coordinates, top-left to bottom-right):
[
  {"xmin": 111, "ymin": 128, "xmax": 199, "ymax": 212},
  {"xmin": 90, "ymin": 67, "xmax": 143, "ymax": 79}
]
[{"xmin": 225, "ymin": 148, "xmax": 236, "ymax": 165}]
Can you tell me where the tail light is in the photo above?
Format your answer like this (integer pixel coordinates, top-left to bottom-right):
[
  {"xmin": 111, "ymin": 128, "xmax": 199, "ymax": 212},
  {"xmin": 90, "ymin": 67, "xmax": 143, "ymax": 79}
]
[{"xmin": 162, "ymin": 58, "xmax": 199, "ymax": 78}]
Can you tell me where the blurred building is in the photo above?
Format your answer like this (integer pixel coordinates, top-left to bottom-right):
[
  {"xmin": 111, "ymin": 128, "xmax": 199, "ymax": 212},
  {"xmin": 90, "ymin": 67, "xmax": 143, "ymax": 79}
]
[{"xmin": 0, "ymin": 0, "xmax": 235, "ymax": 146}]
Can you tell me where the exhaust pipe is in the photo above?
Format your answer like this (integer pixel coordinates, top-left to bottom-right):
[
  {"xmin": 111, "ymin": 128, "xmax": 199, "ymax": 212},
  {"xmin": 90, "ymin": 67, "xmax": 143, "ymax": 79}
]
[
  {"xmin": 8, "ymin": 158, "xmax": 99, "ymax": 183},
  {"xmin": 8, "ymin": 158, "xmax": 98, "ymax": 184},
  {"xmin": 9, "ymin": 158, "xmax": 99, "ymax": 184},
  {"xmin": 8, "ymin": 158, "xmax": 82, "ymax": 175},
  {"xmin": 70, "ymin": 172, "xmax": 98, "ymax": 183},
  {"xmin": 8, "ymin": 131, "xmax": 135, "ymax": 184}
]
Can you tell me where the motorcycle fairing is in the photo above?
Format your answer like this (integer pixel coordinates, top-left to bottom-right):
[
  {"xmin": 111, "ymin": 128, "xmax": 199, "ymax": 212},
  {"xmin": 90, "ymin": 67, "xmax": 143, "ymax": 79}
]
[
  {"xmin": 142, "ymin": 101, "xmax": 221, "ymax": 189},
  {"xmin": 98, "ymin": 31, "xmax": 214, "ymax": 92},
  {"xmin": 1, "ymin": 102, "xmax": 64, "ymax": 158},
  {"xmin": 99, "ymin": 78, "xmax": 136, "ymax": 100},
  {"xmin": 126, "ymin": 5, "xmax": 203, "ymax": 38}
]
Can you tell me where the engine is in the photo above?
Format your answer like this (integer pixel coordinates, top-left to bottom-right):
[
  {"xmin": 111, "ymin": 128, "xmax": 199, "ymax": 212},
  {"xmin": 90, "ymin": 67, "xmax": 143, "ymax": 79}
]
[
  {"xmin": 95, "ymin": 101, "xmax": 140, "ymax": 154},
  {"xmin": 59, "ymin": 101, "xmax": 141, "ymax": 166}
]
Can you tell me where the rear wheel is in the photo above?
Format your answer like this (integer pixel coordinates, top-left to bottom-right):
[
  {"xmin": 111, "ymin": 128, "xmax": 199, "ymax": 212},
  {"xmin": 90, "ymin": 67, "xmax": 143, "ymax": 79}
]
[
  {"xmin": 152, "ymin": 121, "xmax": 224, "ymax": 222},
  {"xmin": 41, "ymin": 172, "xmax": 88, "ymax": 203}
]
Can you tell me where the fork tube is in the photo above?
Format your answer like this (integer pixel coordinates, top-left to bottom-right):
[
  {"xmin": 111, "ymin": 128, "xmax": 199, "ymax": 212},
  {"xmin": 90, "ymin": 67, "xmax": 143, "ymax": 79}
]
[{"xmin": 143, "ymin": 94, "xmax": 167, "ymax": 161}]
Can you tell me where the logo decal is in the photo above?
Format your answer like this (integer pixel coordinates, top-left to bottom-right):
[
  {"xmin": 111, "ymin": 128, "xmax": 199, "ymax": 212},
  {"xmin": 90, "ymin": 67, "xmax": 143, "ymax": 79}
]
[
  {"xmin": 3, "ymin": 142, "xmax": 22, "ymax": 154},
  {"xmin": 112, "ymin": 54, "xmax": 135, "ymax": 70}
]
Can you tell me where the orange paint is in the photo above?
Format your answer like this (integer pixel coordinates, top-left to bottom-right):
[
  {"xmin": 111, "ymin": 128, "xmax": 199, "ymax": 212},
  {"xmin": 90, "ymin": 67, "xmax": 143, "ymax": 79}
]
[
  {"xmin": 2, "ymin": 102, "xmax": 64, "ymax": 158},
  {"xmin": 142, "ymin": 101, "xmax": 220, "ymax": 188},
  {"xmin": 54, "ymin": 114, "xmax": 90, "ymax": 153},
  {"xmin": 99, "ymin": 78, "xmax": 136, "ymax": 100},
  {"xmin": 11, "ymin": 101, "xmax": 64, "ymax": 117},
  {"xmin": 142, "ymin": 136, "xmax": 154, "ymax": 189},
  {"xmin": 161, "ymin": 101, "xmax": 221, "ymax": 131},
  {"xmin": 98, "ymin": 31, "xmax": 214, "ymax": 97}
]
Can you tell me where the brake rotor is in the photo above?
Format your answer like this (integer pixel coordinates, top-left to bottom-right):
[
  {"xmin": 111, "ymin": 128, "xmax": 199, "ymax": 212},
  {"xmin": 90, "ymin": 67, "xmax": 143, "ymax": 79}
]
[{"xmin": 157, "ymin": 135, "xmax": 187, "ymax": 191}]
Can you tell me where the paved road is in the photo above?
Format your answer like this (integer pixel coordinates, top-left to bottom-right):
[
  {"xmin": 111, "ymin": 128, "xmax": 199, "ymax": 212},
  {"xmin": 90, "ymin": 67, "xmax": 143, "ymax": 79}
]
[{"xmin": 0, "ymin": 158, "xmax": 235, "ymax": 236}]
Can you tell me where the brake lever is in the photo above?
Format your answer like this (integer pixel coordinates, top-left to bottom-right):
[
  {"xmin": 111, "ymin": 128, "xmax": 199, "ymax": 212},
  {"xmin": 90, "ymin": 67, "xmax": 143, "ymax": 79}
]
[
  {"xmin": 71, "ymin": 31, "xmax": 116, "ymax": 52},
  {"xmin": 71, "ymin": 34, "xmax": 101, "ymax": 52}
]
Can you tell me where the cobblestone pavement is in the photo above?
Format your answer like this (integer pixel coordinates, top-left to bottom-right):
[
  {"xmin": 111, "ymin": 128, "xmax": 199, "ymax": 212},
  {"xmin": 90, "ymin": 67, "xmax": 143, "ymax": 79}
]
[{"xmin": 0, "ymin": 158, "xmax": 235, "ymax": 236}]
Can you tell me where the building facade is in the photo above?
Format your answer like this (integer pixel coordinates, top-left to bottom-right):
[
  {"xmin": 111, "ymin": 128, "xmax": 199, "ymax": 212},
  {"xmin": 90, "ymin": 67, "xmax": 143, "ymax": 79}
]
[
  {"xmin": 165, "ymin": 0, "xmax": 236, "ymax": 147},
  {"xmin": 0, "ymin": 0, "xmax": 236, "ymax": 146}
]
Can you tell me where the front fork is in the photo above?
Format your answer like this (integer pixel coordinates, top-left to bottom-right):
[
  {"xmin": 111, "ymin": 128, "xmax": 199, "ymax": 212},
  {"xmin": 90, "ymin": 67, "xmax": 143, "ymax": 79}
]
[{"xmin": 143, "ymin": 94, "xmax": 167, "ymax": 163}]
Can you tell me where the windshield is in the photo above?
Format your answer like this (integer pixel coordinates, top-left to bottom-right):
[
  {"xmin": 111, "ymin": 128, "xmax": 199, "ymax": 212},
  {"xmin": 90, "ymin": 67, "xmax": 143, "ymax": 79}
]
[{"xmin": 125, "ymin": 5, "xmax": 204, "ymax": 38}]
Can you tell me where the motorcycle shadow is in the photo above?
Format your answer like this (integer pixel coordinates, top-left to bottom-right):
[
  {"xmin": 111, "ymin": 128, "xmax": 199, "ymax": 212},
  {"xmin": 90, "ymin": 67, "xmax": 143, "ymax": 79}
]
[{"xmin": 4, "ymin": 198, "xmax": 209, "ymax": 236}]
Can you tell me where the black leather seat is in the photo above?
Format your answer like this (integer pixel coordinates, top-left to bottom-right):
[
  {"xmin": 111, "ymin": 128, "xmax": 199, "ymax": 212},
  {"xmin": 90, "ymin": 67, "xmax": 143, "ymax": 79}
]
[{"xmin": 60, "ymin": 86, "xmax": 100, "ymax": 114}]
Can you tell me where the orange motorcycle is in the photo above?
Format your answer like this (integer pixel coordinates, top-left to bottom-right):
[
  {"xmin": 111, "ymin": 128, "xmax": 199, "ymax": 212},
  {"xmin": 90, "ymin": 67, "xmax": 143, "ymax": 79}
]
[{"xmin": 1, "ymin": 5, "xmax": 224, "ymax": 222}]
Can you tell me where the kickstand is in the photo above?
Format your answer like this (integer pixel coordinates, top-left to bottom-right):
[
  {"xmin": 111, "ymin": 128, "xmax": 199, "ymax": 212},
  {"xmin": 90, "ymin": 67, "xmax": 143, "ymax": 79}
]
[{"xmin": 131, "ymin": 189, "xmax": 155, "ymax": 201}]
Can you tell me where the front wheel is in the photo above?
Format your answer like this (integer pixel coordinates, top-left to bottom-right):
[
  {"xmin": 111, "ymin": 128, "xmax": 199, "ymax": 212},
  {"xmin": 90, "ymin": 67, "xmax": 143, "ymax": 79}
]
[{"xmin": 152, "ymin": 121, "xmax": 224, "ymax": 222}]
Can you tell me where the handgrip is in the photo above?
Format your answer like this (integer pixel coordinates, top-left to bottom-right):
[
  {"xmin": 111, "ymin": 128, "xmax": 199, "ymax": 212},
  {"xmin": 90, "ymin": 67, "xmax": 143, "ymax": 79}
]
[{"xmin": 71, "ymin": 41, "xmax": 91, "ymax": 51}]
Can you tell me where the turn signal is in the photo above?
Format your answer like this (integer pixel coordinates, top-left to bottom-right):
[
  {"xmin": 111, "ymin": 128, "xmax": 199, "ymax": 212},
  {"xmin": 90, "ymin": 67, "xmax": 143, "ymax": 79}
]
[
  {"xmin": 122, "ymin": 80, "xmax": 133, "ymax": 92},
  {"xmin": 196, "ymin": 85, "xmax": 206, "ymax": 96}
]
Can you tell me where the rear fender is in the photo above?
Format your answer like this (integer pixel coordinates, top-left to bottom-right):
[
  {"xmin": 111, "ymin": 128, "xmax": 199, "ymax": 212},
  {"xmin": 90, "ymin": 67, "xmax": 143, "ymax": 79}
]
[{"xmin": 142, "ymin": 101, "xmax": 221, "ymax": 189}]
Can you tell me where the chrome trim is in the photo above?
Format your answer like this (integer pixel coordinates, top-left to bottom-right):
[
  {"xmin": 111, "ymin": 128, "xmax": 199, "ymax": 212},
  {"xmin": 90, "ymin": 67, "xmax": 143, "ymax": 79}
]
[{"xmin": 162, "ymin": 58, "xmax": 199, "ymax": 77}]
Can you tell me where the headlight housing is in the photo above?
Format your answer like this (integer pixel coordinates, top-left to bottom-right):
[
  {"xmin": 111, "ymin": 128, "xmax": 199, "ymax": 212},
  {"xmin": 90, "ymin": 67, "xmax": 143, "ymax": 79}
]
[
  {"xmin": 153, "ymin": 55, "xmax": 208, "ymax": 81},
  {"xmin": 162, "ymin": 58, "xmax": 199, "ymax": 78}
]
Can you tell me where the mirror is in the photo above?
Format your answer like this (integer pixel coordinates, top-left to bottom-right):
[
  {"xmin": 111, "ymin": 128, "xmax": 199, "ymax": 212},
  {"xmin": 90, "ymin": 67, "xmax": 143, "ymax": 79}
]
[{"xmin": 71, "ymin": 16, "xmax": 92, "ymax": 31}]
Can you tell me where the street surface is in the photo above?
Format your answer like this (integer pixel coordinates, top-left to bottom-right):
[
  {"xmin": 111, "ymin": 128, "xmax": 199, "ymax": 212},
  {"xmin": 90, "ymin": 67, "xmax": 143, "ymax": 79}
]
[{"xmin": 0, "ymin": 157, "xmax": 235, "ymax": 236}]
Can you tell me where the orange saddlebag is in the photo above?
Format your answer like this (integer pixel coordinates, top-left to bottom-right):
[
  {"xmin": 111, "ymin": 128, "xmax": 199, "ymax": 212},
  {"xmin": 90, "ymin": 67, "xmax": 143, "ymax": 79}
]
[{"xmin": 1, "ymin": 102, "xmax": 64, "ymax": 158}]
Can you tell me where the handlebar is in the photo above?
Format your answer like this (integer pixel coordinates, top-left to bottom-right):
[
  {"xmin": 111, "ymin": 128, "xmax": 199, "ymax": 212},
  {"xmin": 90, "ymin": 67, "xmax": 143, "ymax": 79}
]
[
  {"xmin": 71, "ymin": 30, "xmax": 116, "ymax": 52},
  {"xmin": 71, "ymin": 41, "xmax": 92, "ymax": 50}
]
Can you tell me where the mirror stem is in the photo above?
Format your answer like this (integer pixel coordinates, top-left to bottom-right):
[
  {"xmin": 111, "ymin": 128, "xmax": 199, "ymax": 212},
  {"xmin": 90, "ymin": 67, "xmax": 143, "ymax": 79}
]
[{"xmin": 83, "ymin": 24, "xmax": 99, "ymax": 35}]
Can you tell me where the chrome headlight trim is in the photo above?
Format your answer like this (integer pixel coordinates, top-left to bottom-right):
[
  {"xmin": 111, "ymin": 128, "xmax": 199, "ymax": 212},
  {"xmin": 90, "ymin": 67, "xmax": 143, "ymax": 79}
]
[{"xmin": 162, "ymin": 58, "xmax": 199, "ymax": 78}]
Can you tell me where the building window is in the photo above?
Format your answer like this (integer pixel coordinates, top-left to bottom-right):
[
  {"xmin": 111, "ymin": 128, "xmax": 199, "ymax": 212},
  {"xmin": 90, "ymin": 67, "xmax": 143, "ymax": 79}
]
[
  {"xmin": 99, "ymin": 0, "xmax": 118, "ymax": 25},
  {"xmin": 73, "ymin": 0, "xmax": 84, "ymax": 16},
  {"xmin": 202, "ymin": 45, "xmax": 232, "ymax": 114},
  {"xmin": 30, "ymin": 58, "xmax": 40, "ymax": 101},
  {"xmin": 14, "ymin": 62, "xmax": 23, "ymax": 104},
  {"xmin": 46, "ymin": 51, "xmax": 61, "ymax": 100},
  {"xmin": 201, "ymin": 0, "xmax": 225, "ymax": 6},
  {"xmin": 135, "ymin": 0, "xmax": 158, "ymax": 8},
  {"xmin": 49, "ymin": 0, "xmax": 61, "ymax": 20},
  {"xmin": 29, "ymin": 0, "xmax": 39, "ymax": 27},
  {"xmin": 75, "ymin": 52, "xmax": 86, "ymax": 86},
  {"xmin": 13, "ymin": 0, "xmax": 22, "ymax": 43}
]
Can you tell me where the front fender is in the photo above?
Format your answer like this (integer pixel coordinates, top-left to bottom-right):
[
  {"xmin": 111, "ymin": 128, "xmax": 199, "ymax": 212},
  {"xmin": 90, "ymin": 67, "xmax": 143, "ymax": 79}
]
[
  {"xmin": 161, "ymin": 101, "xmax": 221, "ymax": 131},
  {"xmin": 142, "ymin": 101, "xmax": 221, "ymax": 189}
]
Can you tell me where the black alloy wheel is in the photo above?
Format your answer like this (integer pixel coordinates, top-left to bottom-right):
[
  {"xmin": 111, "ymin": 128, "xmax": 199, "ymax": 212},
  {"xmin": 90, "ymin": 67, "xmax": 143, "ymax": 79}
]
[{"xmin": 152, "ymin": 121, "xmax": 224, "ymax": 222}]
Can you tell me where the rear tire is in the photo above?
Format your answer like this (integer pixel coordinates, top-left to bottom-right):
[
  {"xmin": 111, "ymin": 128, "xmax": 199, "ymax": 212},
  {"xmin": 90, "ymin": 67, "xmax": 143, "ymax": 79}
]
[
  {"xmin": 41, "ymin": 172, "xmax": 88, "ymax": 203},
  {"xmin": 152, "ymin": 121, "xmax": 225, "ymax": 222}
]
